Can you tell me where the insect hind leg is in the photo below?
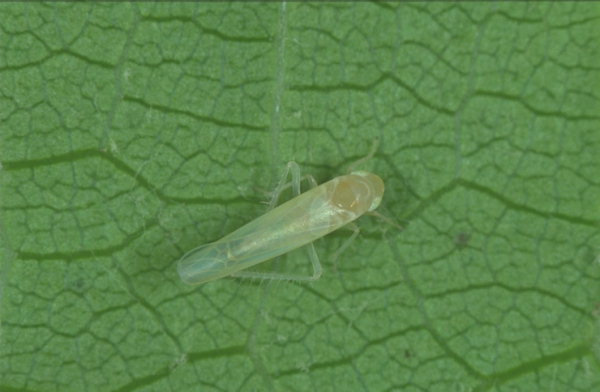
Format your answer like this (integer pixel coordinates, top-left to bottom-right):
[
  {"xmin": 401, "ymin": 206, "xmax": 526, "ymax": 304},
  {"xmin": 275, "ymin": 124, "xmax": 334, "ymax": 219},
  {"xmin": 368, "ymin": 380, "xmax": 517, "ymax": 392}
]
[{"xmin": 230, "ymin": 242, "xmax": 322, "ymax": 282}]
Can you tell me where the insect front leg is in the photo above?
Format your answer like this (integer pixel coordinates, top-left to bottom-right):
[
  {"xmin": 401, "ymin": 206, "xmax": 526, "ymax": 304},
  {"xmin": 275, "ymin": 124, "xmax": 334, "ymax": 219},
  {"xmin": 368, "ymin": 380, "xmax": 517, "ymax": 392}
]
[
  {"xmin": 346, "ymin": 137, "xmax": 380, "ymax": 174},
  {"xmin": 346, "ymin": 139, "xmax": 405, "ymax": 232}
]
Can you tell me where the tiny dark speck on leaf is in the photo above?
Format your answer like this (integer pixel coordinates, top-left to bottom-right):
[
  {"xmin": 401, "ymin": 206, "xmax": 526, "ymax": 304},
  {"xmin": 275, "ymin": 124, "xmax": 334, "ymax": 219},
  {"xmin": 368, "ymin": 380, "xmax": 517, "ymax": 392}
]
[
  {"xmin": 455, "ymin": 232, "xmax": 471, "ymax": 249},
  {"xmin": 69, "ymin": 278, "xmax": 86, "ymax": 293}
]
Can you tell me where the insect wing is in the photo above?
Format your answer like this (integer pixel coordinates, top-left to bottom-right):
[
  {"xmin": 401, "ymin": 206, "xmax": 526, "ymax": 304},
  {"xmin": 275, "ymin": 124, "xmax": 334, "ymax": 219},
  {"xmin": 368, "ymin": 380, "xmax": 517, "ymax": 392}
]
[{"xmin": 217, "ymin": 186, "xmax": 339, "ymax": 270}]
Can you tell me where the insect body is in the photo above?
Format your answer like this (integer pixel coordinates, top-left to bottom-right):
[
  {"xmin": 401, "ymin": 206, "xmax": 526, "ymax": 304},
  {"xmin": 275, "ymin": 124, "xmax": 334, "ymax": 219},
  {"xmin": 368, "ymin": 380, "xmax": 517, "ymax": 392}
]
[{"xmin": 177, "ymin": 170, "xmax": 384, "ymax": 285}]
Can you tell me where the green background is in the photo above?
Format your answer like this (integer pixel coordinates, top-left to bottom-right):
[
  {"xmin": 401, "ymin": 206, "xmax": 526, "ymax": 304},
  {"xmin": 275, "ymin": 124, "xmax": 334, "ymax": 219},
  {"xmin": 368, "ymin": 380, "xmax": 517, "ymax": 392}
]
[{"xmin": 1, "ymin": 2, "xmax": 599, "ymax": 391}]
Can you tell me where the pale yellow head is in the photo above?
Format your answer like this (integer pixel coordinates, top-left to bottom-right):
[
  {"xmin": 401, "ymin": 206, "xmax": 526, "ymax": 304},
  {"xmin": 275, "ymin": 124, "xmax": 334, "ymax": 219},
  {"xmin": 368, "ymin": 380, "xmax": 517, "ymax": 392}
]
[{"xmin": 329, "ymin": 171, "xmax": 384, "ymax": 215}]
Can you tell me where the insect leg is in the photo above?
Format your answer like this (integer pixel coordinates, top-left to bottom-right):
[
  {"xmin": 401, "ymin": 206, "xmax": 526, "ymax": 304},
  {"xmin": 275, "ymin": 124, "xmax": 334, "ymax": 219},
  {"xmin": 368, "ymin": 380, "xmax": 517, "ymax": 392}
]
[
  {"xmin": 345, "ymin": 139, "xmax": 405, "ymax": 233},
  {"xmin": 346, "ymin": 137, "xmax": 380, "ymax": 173},
  {"xmin": 330, "ymin": 222, "xmax": 360, "ymax": 270},
  {"xmin": 266, "ymin": 174, "xmax": 318, "ymax": 210},
  {"xmin": 231, "ymin": 168, "xmax": 322, "ymax": 282},
  {"xmin": 267, "ymin": 161, "xmax": 302, "ymax": 210},
  {"xmin": 266, "ymin": 162, "xmax": 319, "ymax": 208},
  {"xmin": 229, "ymin": 242, "xmax": 322, "ymax": 282},
  {"xmin": 365, "ymin": 210, "xmax": 405, "ymax": 231},
  {"xmin": 283, "ymin": 169, "xmax": 321, "ymax": 280}
]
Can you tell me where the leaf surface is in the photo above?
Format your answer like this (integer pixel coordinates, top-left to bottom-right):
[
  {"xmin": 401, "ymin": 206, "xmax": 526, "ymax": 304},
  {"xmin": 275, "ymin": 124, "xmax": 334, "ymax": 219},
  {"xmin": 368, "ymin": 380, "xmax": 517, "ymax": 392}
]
[{"xmin": 1, "ymin": 3, "xmax": 599, "ymax": 391}]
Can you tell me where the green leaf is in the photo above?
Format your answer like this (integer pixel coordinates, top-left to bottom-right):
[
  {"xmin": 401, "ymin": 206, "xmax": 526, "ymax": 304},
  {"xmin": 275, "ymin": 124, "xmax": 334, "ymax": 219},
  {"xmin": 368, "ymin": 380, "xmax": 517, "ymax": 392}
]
[{"xmin": 1, "ymin": 2, "xmax": 599, "ymax": 391}]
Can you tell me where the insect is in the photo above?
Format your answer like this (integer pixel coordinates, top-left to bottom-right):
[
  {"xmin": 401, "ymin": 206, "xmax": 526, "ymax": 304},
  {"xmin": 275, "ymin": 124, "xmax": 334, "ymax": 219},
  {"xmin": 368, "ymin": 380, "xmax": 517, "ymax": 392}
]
[{"xmin": 177, "ymin": 147, "xmax": 386, "ymax": 285}]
